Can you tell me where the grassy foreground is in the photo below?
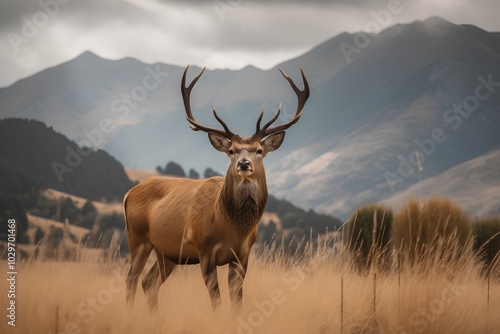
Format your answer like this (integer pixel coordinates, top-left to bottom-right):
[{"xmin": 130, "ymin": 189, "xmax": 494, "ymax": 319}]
[{"xmin": 1, "ymin": 242, "xmax": 498, "ymax": 334}]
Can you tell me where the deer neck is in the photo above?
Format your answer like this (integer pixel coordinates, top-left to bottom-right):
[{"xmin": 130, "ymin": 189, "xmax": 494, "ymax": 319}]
[{"xmin": 219, "ymin": 170, "xmax": 268, "ymax": 233}]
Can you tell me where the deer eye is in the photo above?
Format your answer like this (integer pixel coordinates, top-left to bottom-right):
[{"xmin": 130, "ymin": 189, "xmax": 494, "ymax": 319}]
[
  {"xmin": 257, "ymin": 149, "xmax": 263, "ymax": 155},
  {"xmin": 228, "ymin": 149, "xmax": 234, "ymax": 155}
]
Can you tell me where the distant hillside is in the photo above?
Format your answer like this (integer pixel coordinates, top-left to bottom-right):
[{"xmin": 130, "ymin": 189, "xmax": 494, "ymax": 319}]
[
  {"xmin": 383, "ymin": 146, "xmax": 500, "ymax": 217},
  {"xmin": 0, "ymin": 118, "xmax": 133, "ymax": 201},
  {"xmin": 2, "ymin": 18, "xmax": 499, "ymax": 219}
]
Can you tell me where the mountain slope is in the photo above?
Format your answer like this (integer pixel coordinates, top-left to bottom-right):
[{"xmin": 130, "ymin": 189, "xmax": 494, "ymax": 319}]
[
  {"xmin": 0, "ymin": 118, "xmax": 133, "ymax": 200},
  {"xmin": 382, "ymin": 146, "xmax": 500, "ymax": 218},
  {"xmin": 266, "ymin": 17, "xmax": 500, "ymax": 218},
  {"xmin": 1, "ymin": 17, "xmax": 500, "ymax": 219}
]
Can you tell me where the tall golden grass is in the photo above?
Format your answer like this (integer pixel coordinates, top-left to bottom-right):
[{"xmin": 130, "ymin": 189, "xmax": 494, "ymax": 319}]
[
  {"xmin": 393, "ymin": 198, "xmax": 471, "ymax": 266},
  {"xmin": 1, "ymin": 224, "xmax": 498, "ymax": 334}
]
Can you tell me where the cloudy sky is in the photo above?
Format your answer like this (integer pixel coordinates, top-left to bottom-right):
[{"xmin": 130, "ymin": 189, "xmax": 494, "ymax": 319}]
[{"xmin": 1, "ymin": 0, "xmax": 499, "ymax": 88}]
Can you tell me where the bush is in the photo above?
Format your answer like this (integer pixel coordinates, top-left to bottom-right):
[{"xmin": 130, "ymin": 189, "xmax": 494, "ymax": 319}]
[
  {"xmin": 77, "ymin": 211, "xmax": 98, "ymax": 229},
  {"xmin": 29, "ymin": 195, "xmax": 57, "ymax": 219},
  {"xmin": 281, "ymin": 212, "xmax": 300, "ymax": 229},
  {"xmin": 258, "ymin": 220, "xmax": 278, "ymax": 245},
  {"xmin": 157, "ymin": 162, "xmax": 186, "ymax": 177},
  {"xmin": 204, "ymin": 168, "xmax": 221, "ymax": 178},
  {"xmin": 100, "ymin": 212, "xmax": 124, "ymax": 230},
  {"xmin": 472, "ymin": 217, "xmax": 500, "ymax": 269},
  {"xmin": 347, "ymin": 204, "xmax": 393, "ymax": 270},
  {"xmin": 60, "ymin": 197, "xmax": 79, "ymax": 222},
  {"xmin": 393, "ymin": 198, "xmax": 470, "ymax": 265},
  {"xmin": 81, "ymin": 200, "xmax": 97, "ymax": 216},
  {"xmin": 188, "ymin": 169, "xmax": 200, "ymax": 179},
  {"xmin": 0, "ymin": 192, "xmax": 29, "ymax": 243}
]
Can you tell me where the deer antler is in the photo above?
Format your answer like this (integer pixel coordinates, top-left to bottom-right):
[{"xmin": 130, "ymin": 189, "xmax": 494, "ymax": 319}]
[
  {"xmin": 181, "ymin": 65, "xmax": 236, "ymax": 139},
  {"xmin": 256, "ymin": 68, "xmax": 309, "ymax": 139}
]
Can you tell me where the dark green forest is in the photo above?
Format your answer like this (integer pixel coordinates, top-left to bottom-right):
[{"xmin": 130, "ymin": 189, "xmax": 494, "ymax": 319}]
[{"xmin": 0, "ymin": 118, "xmax": 133, "ymax": 200}]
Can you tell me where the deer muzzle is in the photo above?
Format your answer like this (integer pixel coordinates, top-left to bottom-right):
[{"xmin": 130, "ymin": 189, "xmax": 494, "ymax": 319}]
[{"xmin": 237, "ymin": 159, "xmax": 252, "ymax": 176}]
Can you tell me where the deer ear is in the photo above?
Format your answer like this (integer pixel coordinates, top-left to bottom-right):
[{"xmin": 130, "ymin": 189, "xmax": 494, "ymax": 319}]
[
  {"xmin": 262, "ymin": 131, "xmax": 285, "ymax": 153},
  {"xmin": 208, "ymin": 132, "xmax": 231, "ymax": 153}
]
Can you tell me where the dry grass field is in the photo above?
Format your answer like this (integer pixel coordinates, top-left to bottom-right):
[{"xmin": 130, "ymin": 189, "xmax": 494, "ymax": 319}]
[{"xmin": 1, "ymin": 235, "xmax": 498, "ymax": 334}]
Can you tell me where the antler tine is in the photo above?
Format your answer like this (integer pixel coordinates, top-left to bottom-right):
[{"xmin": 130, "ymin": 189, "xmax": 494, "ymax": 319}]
[
  {"xmin": 258, "ymin": 102, "xmax": 282, "ymax": 135},
  {"xmin": 255, "ymin": 105, "xmax": 265, "ymax": 134},
  {"xmin": 256, "ymin": 68, "xmax": 309, "ymax": 139},
  {"xmin": 181, "ymin": 65, "xmax": 235, "ymax": 139},
  {"xmin": 212, "ymin": 104, "xmax": 236, "ymax": 137},
  {"xmin": 181, "ymin": 65, "xmax": 204, "ymax": 121}
]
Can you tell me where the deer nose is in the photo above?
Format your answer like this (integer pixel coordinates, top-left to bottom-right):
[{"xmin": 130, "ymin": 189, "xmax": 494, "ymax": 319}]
[{"xmin": 237, "ymin": 160, "xmax": 251, "ymax": 171}]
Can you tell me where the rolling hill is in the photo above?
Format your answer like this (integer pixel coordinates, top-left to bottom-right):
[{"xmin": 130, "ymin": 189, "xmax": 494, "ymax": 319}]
[{"xmin": 0, "ymin": 118, "xmax": 133, "ymax": 201}]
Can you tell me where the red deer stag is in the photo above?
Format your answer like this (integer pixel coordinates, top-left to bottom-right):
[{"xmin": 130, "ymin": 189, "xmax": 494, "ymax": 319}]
[{"xmin": 124, "ymin": 65, "xmax": 309, "ymax": 311}]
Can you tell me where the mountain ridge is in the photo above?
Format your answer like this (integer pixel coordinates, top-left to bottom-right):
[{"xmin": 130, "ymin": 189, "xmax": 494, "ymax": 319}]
[
  {"xmin": 383, "ymin": 145, "xmax": 500, "ymax": 218},
  {"xmin": 1, "ymin": 17, "xmax": 499, "ymax": 219},
  {"xmin": 0, "ymin": 118, "xmax": 133, "ymax": 201}
]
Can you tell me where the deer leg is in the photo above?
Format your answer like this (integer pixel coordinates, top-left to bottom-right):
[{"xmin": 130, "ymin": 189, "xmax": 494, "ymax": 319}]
[
  {"xmin": 142, "ymin": 252, "xmax": 176, "ymax": 311},
  {"xmin": 200, "ymin": 254, "xmax": 221, "ymax": 310},
  {"xmin": 141, "ymin": 262, "xmax": 159, "ymax": 309},
  {"xmin": 126, "ymin": 239, "xmax": 153, "ymax": 305},
  {"xmin": 228, "ymin": 255, "xmax": 249, "ymax": 313}
]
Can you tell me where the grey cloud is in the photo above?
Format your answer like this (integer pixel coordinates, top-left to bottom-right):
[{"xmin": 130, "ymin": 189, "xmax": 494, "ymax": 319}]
[
  {"xmin": 157, "ymin": 0, "xmax": 388, "ymax": 6},
  {"xmin": 0, "ymin": 1, "xmax": 45, "ymax": 30},
  {"xmin": 1, "ymin": 0, "xmax": 500, "ymax": 88},
  {"xmin": 0, "ymin": 0, "xmax": 155, "ymax": 32}
]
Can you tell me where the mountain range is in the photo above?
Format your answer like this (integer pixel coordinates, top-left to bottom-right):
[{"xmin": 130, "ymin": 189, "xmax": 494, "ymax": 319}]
[{"xmin": 1, "ymin": 16, "xmax": 499, "ymax": 219}]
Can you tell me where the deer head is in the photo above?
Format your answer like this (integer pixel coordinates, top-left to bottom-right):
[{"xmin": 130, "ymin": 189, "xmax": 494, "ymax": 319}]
[{"xmin": 181, "ymin": 66, "xmax": 310, "ymax": 180}]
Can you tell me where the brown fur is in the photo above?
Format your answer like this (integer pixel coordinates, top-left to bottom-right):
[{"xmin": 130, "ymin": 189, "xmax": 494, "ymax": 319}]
[
  {"xmin": 124, "ymin": 138, "xmax": 271, "ymax": 311},
  {"xmin": 125, "ymin": 66, "xmax": 308, "ymax": 311}
]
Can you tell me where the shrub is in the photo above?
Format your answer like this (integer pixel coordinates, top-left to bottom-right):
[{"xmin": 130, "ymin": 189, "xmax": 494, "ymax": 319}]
[
  {"xmin": 189, "ymin": 169, "xmax": 200, "ymax": 179},
  {"xmin": 472, "ymin": 217, "xmax": 500, "ymax": 269},
  {"xmin": 157, "ymin": 161, "xmax": 186, "ymax": 177},
  {"xmin": 281, "ymin": 212, "xmax": 300, "ymax": 229},
  {"xmin": 0, "ymin": 192, "xmax": 29, "ymax": 243},
  {"xmin": 393, "ymin": 198, "xmax": 470, "ymax": 265},
  {"xmin": 81, "ymin": 200, "xmax": 97, "ymax": 216},
  {"xmin": 258, "ymin": 220, "xmax": 278, "ymax": 245},
  {"xmin": 347, "ymin": 204, "xmax": 393, "ymax": 270},
  {"xmin": 60, "ymin": 197, "xmax": 79, "ymax": 222},
  {"xmin": 100, "ymin": 212, "xmax": 124, "ymax": 230},
  {"xmin": 29, "ymin": 195, "xmax": 57, "ymax": 219}
]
